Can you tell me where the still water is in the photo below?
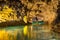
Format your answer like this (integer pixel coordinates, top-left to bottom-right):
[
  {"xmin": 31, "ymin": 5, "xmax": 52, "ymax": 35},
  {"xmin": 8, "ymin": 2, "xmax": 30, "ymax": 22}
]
[{"xmin": 0, "ymin": 24, "xmax": 60, "ymax": 40}]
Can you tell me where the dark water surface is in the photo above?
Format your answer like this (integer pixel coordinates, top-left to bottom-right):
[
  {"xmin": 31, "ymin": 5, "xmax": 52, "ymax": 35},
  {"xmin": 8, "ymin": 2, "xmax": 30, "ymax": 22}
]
[{"xmin": 0, "ymin": 24, "xmax": 60, "ymax": 40}]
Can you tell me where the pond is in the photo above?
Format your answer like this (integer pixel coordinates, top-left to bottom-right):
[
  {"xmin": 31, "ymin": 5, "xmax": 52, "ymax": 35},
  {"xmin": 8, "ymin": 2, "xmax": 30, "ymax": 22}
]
[{"xmin": 0, "ymin": 24, "xmax": 60, "ymax": 40}]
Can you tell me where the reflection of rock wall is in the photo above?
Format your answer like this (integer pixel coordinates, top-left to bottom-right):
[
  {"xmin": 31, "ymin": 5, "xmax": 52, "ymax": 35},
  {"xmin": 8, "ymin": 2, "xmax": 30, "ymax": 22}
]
[{"xmin": 0, "ymin": 29, "xmax": 24, "ymax": 40}]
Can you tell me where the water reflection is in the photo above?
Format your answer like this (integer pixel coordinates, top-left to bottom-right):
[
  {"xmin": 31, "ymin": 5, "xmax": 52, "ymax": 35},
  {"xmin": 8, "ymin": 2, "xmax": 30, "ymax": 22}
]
[
  {"xmin": 0, "ymin": 25, "xmax": 60, "ymax": 40},
  {"xmin": 28, "ymin": 24, "xmax": 60, "ymax": 40},
  {"xmin": 29, "ymin": 25, "xmax": 52, "ymax": 40}
]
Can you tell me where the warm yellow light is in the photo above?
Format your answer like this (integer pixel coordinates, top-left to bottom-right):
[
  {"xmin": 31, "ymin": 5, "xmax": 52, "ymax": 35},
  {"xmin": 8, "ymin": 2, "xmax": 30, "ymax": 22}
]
[
  {"xmin": 23, "ymin": 25, "xmax": 28, "ymax": 36},
  {"xmin": 23, "ymin": 16, "xmax": 27, "ymax": 23}
]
